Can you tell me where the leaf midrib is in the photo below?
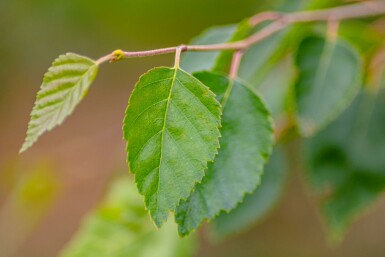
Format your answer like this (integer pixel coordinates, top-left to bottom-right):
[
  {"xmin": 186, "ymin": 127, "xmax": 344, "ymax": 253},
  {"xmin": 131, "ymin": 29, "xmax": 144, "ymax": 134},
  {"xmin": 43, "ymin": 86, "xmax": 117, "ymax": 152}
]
[{"xmin": 155, "ymin": 68, "xmax": 178, "ymax": 211}]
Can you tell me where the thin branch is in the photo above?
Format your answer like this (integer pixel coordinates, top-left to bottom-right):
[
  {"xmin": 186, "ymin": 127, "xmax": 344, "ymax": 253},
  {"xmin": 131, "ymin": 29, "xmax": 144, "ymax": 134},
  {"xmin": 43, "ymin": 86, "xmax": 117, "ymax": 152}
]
[
  {"xmin": 249, "ymin": 11, "xmax": 283, "ymax": 26},
  {"xmin": 327, "ymin": 19, "xmax": 340, "ymax": 43},
  {"xmin": 174, "ymin": 45, "xmax": 186, "ymax": 68},
  {"xmin": 229, "ymin": 50, "xmax": 244, "ymax": 80},
  {"xmin": 96, "ymin": 1, "xmax": 385, "ymax": 65}
]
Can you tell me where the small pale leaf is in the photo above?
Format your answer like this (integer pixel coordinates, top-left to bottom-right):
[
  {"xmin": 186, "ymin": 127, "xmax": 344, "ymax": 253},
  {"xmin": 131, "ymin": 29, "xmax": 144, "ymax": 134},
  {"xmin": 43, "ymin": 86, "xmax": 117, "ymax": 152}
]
[{"xmin": 20, "ymin": 53, "xmax": 98, "ymax": 152}]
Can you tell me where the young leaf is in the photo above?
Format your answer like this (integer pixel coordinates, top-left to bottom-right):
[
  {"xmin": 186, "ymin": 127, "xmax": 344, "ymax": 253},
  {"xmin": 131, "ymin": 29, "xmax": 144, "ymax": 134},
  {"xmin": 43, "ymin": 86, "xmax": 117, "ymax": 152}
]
[
  {"xmin": 294, "ymin": 36, "xmax": 362, "ymax": 136},
  {"xmin": 180, "ymin": 25, "xmax": 237, "ymax": 73},
  {"xmin": 211, "ymin": 147, "xmax": 288, "ymax": 239},
  {"xmin": 306, "ymin": 88, "xmax": 385, "ymax": 241},
  {"xmin": 175, "ymin": 72, "xmax": 274, "ymax": 237},
  {"xmin": 123, "ymin": 67, "xmax": 221, "ymax": 227},
  {"xmin": 60, "ymin": 177, "xmax": 196, "ymax": 257},
  {"xmin": 20, "ymin": 53, "xmax": 98, "ymax": 152}
]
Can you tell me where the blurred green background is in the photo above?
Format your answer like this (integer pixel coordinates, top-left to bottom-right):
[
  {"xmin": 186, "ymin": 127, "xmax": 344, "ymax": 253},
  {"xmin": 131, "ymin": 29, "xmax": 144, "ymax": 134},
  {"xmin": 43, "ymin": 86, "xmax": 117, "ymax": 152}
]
[{"xmin": 1, "ymin": 0, "xmax": 385, "ymax": 257}]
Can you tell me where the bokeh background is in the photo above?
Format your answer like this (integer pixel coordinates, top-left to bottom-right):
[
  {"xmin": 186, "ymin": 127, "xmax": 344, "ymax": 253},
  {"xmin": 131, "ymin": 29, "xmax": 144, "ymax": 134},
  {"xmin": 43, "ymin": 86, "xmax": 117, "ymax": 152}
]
[{"xmin": 1, "ymin": 0, "xmax": 385, "ymax": 256}]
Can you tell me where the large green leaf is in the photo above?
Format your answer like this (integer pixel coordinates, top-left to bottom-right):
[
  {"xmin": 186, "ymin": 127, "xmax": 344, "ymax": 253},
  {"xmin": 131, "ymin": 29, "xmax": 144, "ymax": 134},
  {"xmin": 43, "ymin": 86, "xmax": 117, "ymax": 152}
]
[
  {"xmin": 294, "ymin": 36, "xmax": 362, "ymax": 136},
  {"xmin": 175, "ymin": 72, "xmax": 274, "ymax": 237},
  {"xmin": 60, "ymin": 178, "xmax": 196, "ymax": 257},
  {"xmin": 123, "ymin": 67, "xmax": 221, "ymax": 227},
  {"xmin": 180, "ymin": 25, "xmax": 237, "ymax": 73},
  {"xmin": 306, "ymin": 88, "xmax": 385, "ymax": 240},
  {"xmin": 20, "ymin": 53, "xmax": 98, "ymax": 152},
  {"xmin": 211, "ymin": 147, "xmax": 288, "ymax": 239}
]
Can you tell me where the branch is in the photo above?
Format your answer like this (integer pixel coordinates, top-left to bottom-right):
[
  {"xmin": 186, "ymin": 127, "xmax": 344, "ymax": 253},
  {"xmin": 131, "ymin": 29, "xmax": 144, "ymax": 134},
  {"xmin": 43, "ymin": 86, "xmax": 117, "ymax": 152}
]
[
  {"xmin": 229, "ymin": 50, "xmax": 244, "ymax": 80},
  {"xmin": 96, "ymin": 1, "xmax": 385, "ymax": 65}
]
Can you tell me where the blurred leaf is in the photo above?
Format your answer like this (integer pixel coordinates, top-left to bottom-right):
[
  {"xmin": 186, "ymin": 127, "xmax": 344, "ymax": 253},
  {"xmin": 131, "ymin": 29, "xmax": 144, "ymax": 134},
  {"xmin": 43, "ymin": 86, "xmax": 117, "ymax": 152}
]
[
  {"xmin": 60, "ymin": 177, "xmax": 196, "ymax": 257},
  {"xmin": 180, "ymin": 25, "xmax": 237, "ymax": 73},
  {"xmin": 0, "ymin": 161, "xmax": 59, "ymax": 257},
  {"xmin": 306, "ymin": 88, "xmax": 385, "ymax": 241},
  {"xmin": 257, "ymin": 57, "xmax": 295, "ymax": 117},
  {"xmin": 176, "ymin": 72, "xmax": 273, "ymax": 237},
  {"xmin": 239, "ymin": 32, "xmax": 286, "ymax": 85},
  {"xmin": 294, "ymin": 36, "xmax": 362, "ymax": 136},
  {"xmin": 211, "ymin": 147, "xmax": 288, "ymax": 239},
  {"xmin": 339, "ymin": 20, "xmax": 385, "ymax": 55},
  {"xmin": 123, "ymin": 67, "xmax": 221, "ymax": 227},
  {"xmin": 20, "ymin": 53, "xmax": 98, "ymax": 152}
]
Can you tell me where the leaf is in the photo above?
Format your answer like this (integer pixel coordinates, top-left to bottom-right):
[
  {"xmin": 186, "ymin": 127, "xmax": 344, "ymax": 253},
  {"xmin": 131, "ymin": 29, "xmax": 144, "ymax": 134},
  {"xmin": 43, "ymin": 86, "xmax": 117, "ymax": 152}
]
[
  {"xmin": 211, "ymin": 147, "xmax": 288, "ymax": 239},
  {"xmin": 294, "ymin": 36, "xmax": 362, "ymax": 136},
  {"xmin": 123, "ymin": 67, "xmax": 221, "ymax": 227},
  {"xmin": 180, "ymin": 24, "xmax": 237, "ymax": 73},
  {"xmin": 60, "ymin": 177, "xmax": 196, "ymax": 257},
  {"xmin": 257, "ymin": 57, "xmax": 295, "ymax": 117},
  {"xmin": 306, "ymin": 88, "xmax": 385, "ymax": 241},
  {"xmin": 20, "ymin": 53, "xmax": 98, "ymax": 152},
  {"xmin": 175, "ymin": 72, "xmax": 274, "ymax": 237},
  {"xmin": 238, "ymin": 31, "xmax": 286, "ymax": 87}
]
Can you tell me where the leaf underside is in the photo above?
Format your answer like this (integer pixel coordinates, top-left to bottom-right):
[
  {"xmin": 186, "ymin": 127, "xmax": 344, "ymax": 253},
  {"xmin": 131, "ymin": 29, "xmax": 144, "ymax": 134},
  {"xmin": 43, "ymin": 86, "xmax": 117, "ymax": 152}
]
[
  {"xmin": 175, "ymin": 72, "xmax": 274, "ymax": 237},
  {"xmin": 294, "ymin": 36, "xmax": 362, "ymax": 136},
  {"xmin": 20, "ymin": 53, "xmax": 98, "ymax": 152},
  {"xmin": 123, "ymin": 67, "xmax": 221, "ymax": 227}
]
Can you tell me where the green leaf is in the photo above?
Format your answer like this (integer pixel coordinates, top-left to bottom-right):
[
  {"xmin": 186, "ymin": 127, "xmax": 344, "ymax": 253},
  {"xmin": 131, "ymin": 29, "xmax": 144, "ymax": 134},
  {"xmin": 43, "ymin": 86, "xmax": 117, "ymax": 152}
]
[
  {"xmin": 123, "ymin": 67, "xmax": 221, "ymax": 227},
  {"xmin": 306, "ymin": 88, "xmax": 385, "ymax": 241},
  {"xmin": 175, "ymin": 72, "xmax": 274, "ymax": 237},
  {"xmin": 257, "ymin": 58, "xmax": 295, "ymax": 117},
  {"xmin": 211, "ymin": 147, "xmax": 288, "ymax": 239},
  {"xmin": 20, "ymin": 53, "xmax": 98, "ymax": 152},
  {"xmin": 60, "ymin": 177, "xmax": 196, "ymax": 257},
  {"xmin": 238, "ymin": 31, "xmax": 286, "ymax": 87},
  {"xmin": 180, "ymin": 25, "xmax": 237, "ymax": 73},
  {"xmin": 294, "ymin": 36, "xmax": 362, "ymax": 136}
]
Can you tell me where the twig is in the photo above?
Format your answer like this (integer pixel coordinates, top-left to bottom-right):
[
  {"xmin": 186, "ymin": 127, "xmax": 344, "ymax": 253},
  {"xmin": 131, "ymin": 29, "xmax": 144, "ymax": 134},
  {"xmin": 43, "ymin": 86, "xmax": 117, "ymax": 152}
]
[
  {"xmin": 327, "ymin": 19, "xmax": 340, "ymax": 42},
  {"xmin": 96, "ymin": 1, "xmax": 385, "ymax": 65},
  {"xmin": 229, "ymin": 50, "xmax": 244, "ymax": 80}
]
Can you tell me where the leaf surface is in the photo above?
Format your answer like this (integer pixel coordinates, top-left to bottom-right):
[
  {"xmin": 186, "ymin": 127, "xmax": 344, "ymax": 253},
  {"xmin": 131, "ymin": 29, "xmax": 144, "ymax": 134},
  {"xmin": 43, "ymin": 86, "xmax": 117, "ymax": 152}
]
[
  {"xmin": 175, "ymin": 72, "xmax": 274, "ymax": 236},
  {"xmin": 294, "ymin": 36, "xmax": 362, "ymax": 135},
  {"xmin": 123, "ymin": 67, "xmax": 221, "ymax": 227},
  {"xmin": 211, "ymin": 147, "xmax": 288, "ymax": 239},
  {"xmin": 20, "ymin": 53, "xmax": 98, "ymax": 152}
]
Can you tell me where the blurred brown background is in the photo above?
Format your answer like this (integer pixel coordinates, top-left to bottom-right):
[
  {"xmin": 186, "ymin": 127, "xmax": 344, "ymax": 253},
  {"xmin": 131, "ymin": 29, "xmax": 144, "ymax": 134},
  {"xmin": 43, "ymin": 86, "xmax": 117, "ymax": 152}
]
[{"xmin": 1, "ymin": 0, "xmax": 385, "ymax": 256}]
